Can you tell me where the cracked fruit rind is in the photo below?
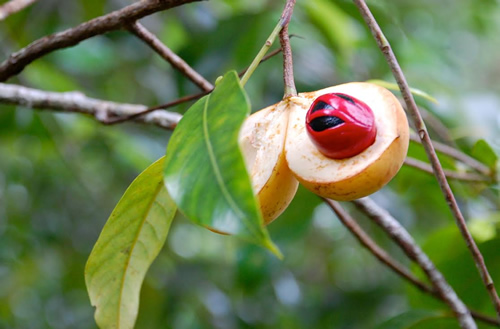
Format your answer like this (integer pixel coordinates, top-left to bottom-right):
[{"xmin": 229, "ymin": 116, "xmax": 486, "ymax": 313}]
[
  {"xmin": 285, "ymin": 82, "xmax": 409, "ymax": 201},
  {"xmin": 239, "ymin": 101, "xmax": 299, "ymax": 224}
]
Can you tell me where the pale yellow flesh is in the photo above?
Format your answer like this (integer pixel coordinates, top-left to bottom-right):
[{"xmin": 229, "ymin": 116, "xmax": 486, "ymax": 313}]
[
  {"xmin": 239, "ymin": 102, "xmax": 299, "ymax": 224},
  {"xmin": 285, "ymin": 82, "xmax": 409, "ymax": 200}
]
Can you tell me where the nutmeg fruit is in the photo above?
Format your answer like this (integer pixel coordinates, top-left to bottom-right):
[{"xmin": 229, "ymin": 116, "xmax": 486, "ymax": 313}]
[
  {"xmin": 239, "ymin": 82, "xmax": 409, "ymax": 223},
  {"xmin": 285, "ymin": 82, "xmax": 409, "ymax": 201}
]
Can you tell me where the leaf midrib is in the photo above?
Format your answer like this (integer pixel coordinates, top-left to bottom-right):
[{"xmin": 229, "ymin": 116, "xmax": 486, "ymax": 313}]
[
  {"xmin": 202, "ymin": 94, "xmax": 251, "ymax": 230},
  {"xmin": 116, "ymin": 180, "xmax": 164, "ymax": 328}
]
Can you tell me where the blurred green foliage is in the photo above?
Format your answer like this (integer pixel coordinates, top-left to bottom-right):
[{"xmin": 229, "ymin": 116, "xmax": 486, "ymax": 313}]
[{"xmin": 0, "ymin": 0, "xmax": 499, "ymax": 328}]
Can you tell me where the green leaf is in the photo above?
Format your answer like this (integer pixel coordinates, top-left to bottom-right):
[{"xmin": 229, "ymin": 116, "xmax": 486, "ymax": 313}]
[
  {"xmin": 163, "ymin": 71, "xmax": 280, "ymax": 257},
  {"xmin": 85, "ymin": 157, "xmax": 175, "ymax": 329},
  {"xmin": 472, "ymin": 139, "xmax": 498, "ymax": 170},
  {"xmin": 366, "ymin": 79, "xmax": 439, "ymax": 104},
  {"xmin": 375, "ymin": 310, "xmax": 453, "ymax": 329}
]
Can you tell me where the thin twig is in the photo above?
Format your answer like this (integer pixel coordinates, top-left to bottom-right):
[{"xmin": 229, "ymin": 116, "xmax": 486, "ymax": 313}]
[
  {"xmin": 240, "ymin": 19, "xmax": 282, "ymax": 87},
  {"xmin": 0, "ymin": 83, "xmax": 181, "ymax": 129},
  {"xmin": 0, "ymin": 0, "xmax": 201, "ymax": 81},
  {"xmin": 472, "ymin": 312, "xmax": 500, "ymax": 328},
  {"xmin": 240, "ymin": 0, "xmax": 297, "ymax": 88},
  {"xmin": 127, "ymin": 21, "xmax": 213, "ymax": 92},
  {"xmin": 0, "ymin": 0, "xmax": 37, "ymax": 21},
  {"xmin": 353, "ymin": 0, "xmax": 500, "ymax": 320},
  {"xmin": 0, "ymin": 43, "xmax": 285, "ymax": 126},
  {"xmin": 104, "ymin": 91, "xmax": 205, "ymax": 125},
  {"xmin": 410, "ymin": 133, "xmax": 492, "ymax": 177},
  {"xmin": 352, "ymin": 197, "xmax": 477, "ymax": 329},
  {"xmin": 238, "ymin": 47, "xmax": 282, "ymax": 77},
  {"xmin": 279, "ymin": 0, "xmax": 297, "ymax": 98},
  {"xmin": 326, "ymin": 199, "xmax": 500, "ymax": 327},
  {"xmin": 104, "ymin": 44, "xmax": 286, "ymax": 124},
  {"xmin": 404, "ymin": 158, "xmax": 490, "ymax": 183}
]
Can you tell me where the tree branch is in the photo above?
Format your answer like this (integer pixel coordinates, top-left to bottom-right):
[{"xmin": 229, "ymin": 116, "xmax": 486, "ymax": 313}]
[
  {"xmin": 0, "ymin": 0, "xmax": 37, "ymax": 21},
  {"xmin": 127, "ymin": 21, "xmax": 213, "ymax": 92},
  {"xmin": 353, "ymin": 0, "xmax": 500, "ymax": 320},
  {"xmin": 0, "ymin": 83, "xmax": 181, "ymax": 129},
  {"xmin": 325, "ymin": 199, "xmax": 435, "ymax": 294},
  {"xmin": 326, "ymin": 199, "xmax": 500, "ymax": 327},
  {"xmin": 280, "ymin": 0, "xmax": 297, "ymax": 98},
  {"xmin": 94, "ymin": 45, "xmax": 286, "ymax": 125},
  {"xmin": 410, "ymin": 133, "xmax": 492, "ymax": 178},
  {"xmin": 352, "ymin": 197, "xmax": 477, "ymax": 329},
  {"xmin": 103, "ymin": 91, "xmax": 205, "ymax": 125},
  {"xmin": 0, "ymin": 0, "xmax": 202, "ymax": 82},
  {"xmin": 105, "ymin": 44, "xmax": 287, "ymax": 124},
  {"xmin": 404, "ymin": 158, "xmax": 490, "ymax": 183}
]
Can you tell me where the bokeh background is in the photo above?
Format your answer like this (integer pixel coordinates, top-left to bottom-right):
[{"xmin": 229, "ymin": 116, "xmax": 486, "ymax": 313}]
[{"xmin": 1, "ymin": 0, "xmax": 499, "ymax": 328}]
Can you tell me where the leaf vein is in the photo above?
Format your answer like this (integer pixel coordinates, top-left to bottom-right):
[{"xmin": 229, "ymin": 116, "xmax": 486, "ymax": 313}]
[
  {"xmin": 202, "ymin": 94, "xmax": 246, "ymax": 221},
  {"xmin": 115, "ymin": 180, "xmax": 164, "ymax": 327}
]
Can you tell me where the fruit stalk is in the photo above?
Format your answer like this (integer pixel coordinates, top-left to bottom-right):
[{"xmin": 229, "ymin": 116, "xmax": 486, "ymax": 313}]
[
  {"xmin": 240, "ymin": 20, "xmax": 283, "ymax": 87},
  {"xmin": 279, "ymin": 0, "xmax": 297, "ymax": 98}
]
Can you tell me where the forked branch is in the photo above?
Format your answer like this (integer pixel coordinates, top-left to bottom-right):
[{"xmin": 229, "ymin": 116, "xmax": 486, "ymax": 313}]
[
  {"xmin": 326, "ymin": 199, "xmax": 499, "ymax": 327},
  {"xmin": 0, "ymin": 83, "xmax": 182, "ymax": 129},
  {"xmin": 0, "ymin": 48, "xmax": 288, "ymax": 126},
  {"xmin": 351, "ymin": 197, "xmax": 477, "ymax": 329},
  {"xmin": 353, "ymin": 0, "xmax": 500, "ymax": 320},
  {"xmin": 0, "ymin": 0, "xmax": 201, "ymax": 81}
]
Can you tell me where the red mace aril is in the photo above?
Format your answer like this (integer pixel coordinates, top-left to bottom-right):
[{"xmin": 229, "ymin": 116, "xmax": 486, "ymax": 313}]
[{"xmin": 305, "ymin": 93, "xmax": 377, "ymax": 159}]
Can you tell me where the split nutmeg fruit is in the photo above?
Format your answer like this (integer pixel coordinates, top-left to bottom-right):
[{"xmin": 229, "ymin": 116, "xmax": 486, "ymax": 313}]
[{"xmin": 239, "ymin": 82, "xmax": 409, "ymax": 224}]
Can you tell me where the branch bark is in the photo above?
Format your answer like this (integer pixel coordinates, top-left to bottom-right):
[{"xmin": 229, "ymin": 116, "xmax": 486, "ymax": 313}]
[
  {"xmin": 352, "ymin": 197, "xmax": 477, "ymax": 329},
  {"xmin": 0, "ymin": 0, "xmax": 202, "ymax": 82},
  {"xmin": 0, "ymin": 0, "xmax": 37, "ymax": 21},
  {"xmin": 326, "ymin": 199, "xmax": 499, "ymax": 327},
  {"xmin": 280, "ymin": 0, "xmax": 297, "ymax": 98},
  {"xmin": 0, "ymin": 47, "xmax": 289, "ymax": 127},
  {"xmin": 353, "ymin": 0, "xmax": 500, "ymax": 320},
  {"xmin": 0, "ymin": 83, "xmax": 181, "ymax": 129}
]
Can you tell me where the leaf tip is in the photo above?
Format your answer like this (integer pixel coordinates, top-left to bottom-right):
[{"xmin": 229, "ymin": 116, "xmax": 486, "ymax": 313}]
[{"xmin": 264, "ymin": 239, "xmax": 283, "ymax": 260}]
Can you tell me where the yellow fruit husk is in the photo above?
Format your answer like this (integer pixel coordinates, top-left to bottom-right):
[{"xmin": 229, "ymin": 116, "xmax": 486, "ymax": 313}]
[{"xmin": 239, "ymin": 101, "xmax": 299, "ymax": 224}]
